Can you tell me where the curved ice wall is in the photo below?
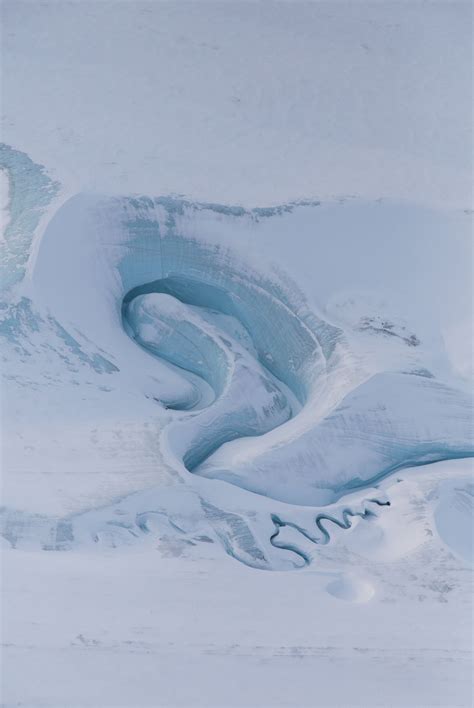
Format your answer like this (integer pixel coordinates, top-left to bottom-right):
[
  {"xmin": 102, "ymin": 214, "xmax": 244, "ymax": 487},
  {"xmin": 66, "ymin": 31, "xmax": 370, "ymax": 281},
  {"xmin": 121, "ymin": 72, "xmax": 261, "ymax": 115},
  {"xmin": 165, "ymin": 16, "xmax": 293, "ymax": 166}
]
[
  {"xmin": 116, "ymin": 197, "xmax": 346, "ymax": 480},
  {"xmin": 30, "ymin": 194, "xmax": 474, "ymax": 500},
  {"xmin": 2, "ymin": 159, "xmax": 473, "ymax": 563},
  {"xmin": 118, "ymin": 197, "xmax": 338, "ymax": 404}
]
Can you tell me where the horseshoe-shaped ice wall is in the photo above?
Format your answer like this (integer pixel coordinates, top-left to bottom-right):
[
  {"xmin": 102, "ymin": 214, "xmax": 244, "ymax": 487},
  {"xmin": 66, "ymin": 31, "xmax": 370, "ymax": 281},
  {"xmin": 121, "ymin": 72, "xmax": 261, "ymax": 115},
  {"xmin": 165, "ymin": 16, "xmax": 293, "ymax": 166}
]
[
  {"xmin": 28, "ymin": 192, "xmax": 473, "ymax": 513},
  {"xmin": 118, "ymin": 198, "xmax": 352, "ymax": 495},
  {"xmin": 118, "ymin": 197, "xmax": 338, "ymax": 403},
  {"xmin": 2, "ymin": 164, "xmax": 471, "ymax": 566}
]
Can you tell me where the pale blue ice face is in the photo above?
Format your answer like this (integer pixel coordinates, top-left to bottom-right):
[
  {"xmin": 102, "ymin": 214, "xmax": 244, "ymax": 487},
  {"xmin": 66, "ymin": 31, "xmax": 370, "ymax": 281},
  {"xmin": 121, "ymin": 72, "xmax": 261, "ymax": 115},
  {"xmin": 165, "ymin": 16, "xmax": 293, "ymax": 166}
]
[
  {"xmin": 118, "ymin": 196, "xmax": 473, "ymax": 506},
  {"xmin": 118, "ymin": 195, "xmax": 342, "ymax": 405}
]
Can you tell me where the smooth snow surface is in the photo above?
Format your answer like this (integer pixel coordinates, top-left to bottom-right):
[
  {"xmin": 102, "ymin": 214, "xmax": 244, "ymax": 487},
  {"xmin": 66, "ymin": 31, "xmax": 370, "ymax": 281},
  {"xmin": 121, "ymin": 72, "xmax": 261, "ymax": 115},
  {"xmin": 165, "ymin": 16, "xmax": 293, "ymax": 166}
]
[
  {"xmin": 1, "ymin": 1, "xmax": 473, "ymax": 706},
  {"xmin": 2, "ymin": 1, "xmax": 471, "ymax": 209}
]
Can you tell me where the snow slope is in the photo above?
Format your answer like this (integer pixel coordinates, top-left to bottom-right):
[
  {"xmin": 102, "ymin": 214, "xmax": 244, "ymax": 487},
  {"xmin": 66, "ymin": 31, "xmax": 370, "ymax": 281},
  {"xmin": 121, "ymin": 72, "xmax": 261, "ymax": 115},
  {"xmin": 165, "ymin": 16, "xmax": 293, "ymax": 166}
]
[{"xmin": 2, "ymin": 1, "xmax": 472, "ymax": 209}]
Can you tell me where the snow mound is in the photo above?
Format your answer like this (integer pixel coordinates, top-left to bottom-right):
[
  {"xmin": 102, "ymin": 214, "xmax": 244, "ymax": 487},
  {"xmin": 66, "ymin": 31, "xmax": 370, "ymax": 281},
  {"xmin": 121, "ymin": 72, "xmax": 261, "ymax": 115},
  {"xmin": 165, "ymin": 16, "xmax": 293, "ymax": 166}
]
[
  {"xmin": 434, "ymin": 478, "xmax": 474, "ymax": 566},
  {"xmin": 326, "ymin": 574, "xmax": 375, "ymax": 603}
]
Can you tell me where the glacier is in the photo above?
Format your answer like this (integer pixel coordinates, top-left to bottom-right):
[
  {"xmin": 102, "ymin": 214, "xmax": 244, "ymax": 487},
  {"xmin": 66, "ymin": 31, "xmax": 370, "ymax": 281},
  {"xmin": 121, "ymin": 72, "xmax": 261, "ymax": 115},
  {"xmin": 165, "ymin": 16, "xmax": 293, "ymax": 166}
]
[
  {"xmin": 1, "ymin": 148, "xmax": 472, "ymax": 570},
  {"xmin": 1, "ymin": 2, "xmax": 473, "ymax": 705}
]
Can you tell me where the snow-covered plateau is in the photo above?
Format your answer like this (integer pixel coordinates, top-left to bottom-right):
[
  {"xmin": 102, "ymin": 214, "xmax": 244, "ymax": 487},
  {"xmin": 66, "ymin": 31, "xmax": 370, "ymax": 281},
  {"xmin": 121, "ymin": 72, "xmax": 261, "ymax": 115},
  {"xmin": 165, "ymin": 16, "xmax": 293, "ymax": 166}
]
[{"xmin": 1, "ymin": 2, "xmax": 473, "ymax": 707}]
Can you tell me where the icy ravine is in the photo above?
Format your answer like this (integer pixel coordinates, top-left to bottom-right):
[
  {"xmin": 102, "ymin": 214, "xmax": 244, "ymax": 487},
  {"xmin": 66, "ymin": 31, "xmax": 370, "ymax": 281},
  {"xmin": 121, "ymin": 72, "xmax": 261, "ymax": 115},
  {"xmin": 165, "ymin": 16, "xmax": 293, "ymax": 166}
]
[
  {"xmin": 115, "ymin": 195, "xmax": 472, "ymax": 511},
  {"xmin": 1, "ymin": 146, "xmax": 473, "ymax": 569},
  {"xmin": 124, "ymin": 292, "xmax": 296, "ymax": 469},
  {"xmin": 122, "ymin": 254, "xmax": 473, "ymax": 508}
]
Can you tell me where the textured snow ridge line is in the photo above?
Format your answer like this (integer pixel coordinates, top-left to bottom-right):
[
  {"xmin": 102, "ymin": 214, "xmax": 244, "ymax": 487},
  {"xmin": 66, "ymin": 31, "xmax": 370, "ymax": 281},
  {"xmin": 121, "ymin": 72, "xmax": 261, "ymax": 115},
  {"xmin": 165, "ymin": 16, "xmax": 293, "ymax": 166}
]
[{"xmin": 0, "ymin": 144, "xmax": 59, "ymax": 293}]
